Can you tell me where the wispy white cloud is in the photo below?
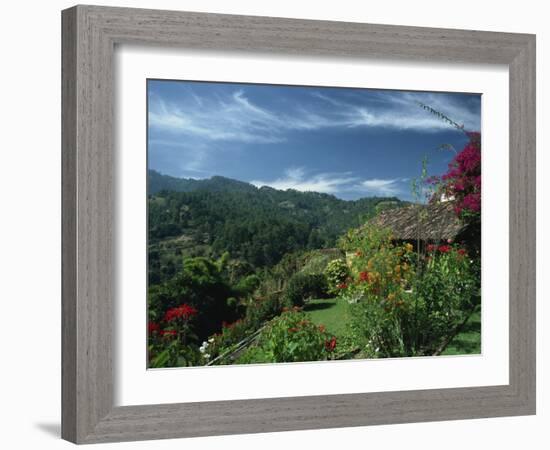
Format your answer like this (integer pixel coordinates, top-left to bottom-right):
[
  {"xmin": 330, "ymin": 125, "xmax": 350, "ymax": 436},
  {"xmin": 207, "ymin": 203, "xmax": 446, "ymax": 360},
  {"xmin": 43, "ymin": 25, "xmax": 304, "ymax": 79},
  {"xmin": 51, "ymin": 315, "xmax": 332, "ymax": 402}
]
[
  {"xmin": 149, "ymin": 91, "xmax": 286, "ymax": 144},
  {"xmin": 313, "ymin": 90, "xmax": 480, "ymax": 132},
  {"xmin": 251, "ymin": 167, "xmax": 359, "ymax": 195},
  {"xmin": 149, "ymin": 87, "xmax": 480, "ymax": 146},
  {"xmin": 251, "ymin": 168, "xmax": 409, "ymax": 198},
  {"xmin": 357, "ymin": 178, "xmax": 403, "ymax": 196}
]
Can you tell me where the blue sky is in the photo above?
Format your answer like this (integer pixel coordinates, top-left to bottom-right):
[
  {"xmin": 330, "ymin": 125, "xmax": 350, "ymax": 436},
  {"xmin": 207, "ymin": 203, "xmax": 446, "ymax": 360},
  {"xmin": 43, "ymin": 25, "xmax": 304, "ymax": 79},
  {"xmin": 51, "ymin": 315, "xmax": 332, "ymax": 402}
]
[{"xmin": 147, "ymin": 80, "xmax": 481, "ymax": 201}]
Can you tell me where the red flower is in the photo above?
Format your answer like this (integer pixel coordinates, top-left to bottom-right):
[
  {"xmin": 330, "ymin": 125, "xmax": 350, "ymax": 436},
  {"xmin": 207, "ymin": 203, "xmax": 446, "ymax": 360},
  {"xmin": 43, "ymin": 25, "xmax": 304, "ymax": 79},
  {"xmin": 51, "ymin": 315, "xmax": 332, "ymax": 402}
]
[
  {"xmin": 457, "ymin": 248, "xmax": 467, "ymax": 256},
  {"xmin": 148, "ymin": 322, "xmax": 160, "ymax": 334},
  {"xmin": 337, "ymin": 283, "xmax": 348, "ymax": 290},
  {"xmin": 318, "ymin": 325, "xmax": 326, "ymax": 333},
  {"xmin": 164, "ymin": 303, "xmax": 198, "ymax": 322},
  {"xmin": 355, "ymin": 250, "xmax": 363, "ymax": 257},
  {"xmin": 438, "ymin": 245, "xmax": 452, "ymax": 253},
  {"xmin": 427, "ymin": 244, "xmax": 436, "ymax": 252},
  {"xmin": 160, "ymin": 329, "xmax": 177, "ymax": 339},
  {"xmin": 325, "ymin": 337, "xmax": 337, "ymax": 352},
  {"xmin": 359, "ymin": 271, "xmax": 370, "ymax": 282}
]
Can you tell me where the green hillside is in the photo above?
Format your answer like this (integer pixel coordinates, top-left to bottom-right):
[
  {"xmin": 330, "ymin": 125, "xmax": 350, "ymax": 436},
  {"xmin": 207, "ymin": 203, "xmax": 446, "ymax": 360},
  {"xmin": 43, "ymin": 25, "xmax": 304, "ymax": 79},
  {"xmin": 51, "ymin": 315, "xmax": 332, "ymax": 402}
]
[{"xmin": 147, "ymin": 170, "xmax": 406, "ymax": 285}]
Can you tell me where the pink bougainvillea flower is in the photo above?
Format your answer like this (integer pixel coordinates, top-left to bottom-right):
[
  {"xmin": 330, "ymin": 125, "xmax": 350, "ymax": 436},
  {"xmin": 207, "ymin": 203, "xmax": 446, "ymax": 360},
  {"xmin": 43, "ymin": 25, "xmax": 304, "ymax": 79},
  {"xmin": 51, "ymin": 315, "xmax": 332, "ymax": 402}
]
[{"xmin": 436, "ymin": 132, "xmax": 481, "ymax": 217}]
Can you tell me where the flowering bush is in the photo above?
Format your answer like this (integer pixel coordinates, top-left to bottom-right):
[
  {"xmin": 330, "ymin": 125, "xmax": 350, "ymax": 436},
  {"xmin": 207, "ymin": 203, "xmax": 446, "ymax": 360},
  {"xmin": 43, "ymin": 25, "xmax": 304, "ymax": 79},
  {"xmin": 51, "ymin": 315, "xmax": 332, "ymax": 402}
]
[
  {"xmin": 324, "ymin": 259, "xmax": 350, "ymax": 295},
  {"xmin": 337, "ymin": 224, "xmax": 415, "ymax": 356},
  {"xmin": 430, "ymin": 132, "xmax": 481, "ymax": 221},
  {"xmin": 236, "ymin": 310, "xmax": 337, "ymax": 364},
  {"xmin": 147, "ymin": 302, "xmax": 202, "ymax": 367},
  {"xmin": 337, "ymin": 223, "xmax": 479, "ymax": 357},
  {"xmin": 338, "ymin": 224, "xmax": 414, "ymax": 304}
]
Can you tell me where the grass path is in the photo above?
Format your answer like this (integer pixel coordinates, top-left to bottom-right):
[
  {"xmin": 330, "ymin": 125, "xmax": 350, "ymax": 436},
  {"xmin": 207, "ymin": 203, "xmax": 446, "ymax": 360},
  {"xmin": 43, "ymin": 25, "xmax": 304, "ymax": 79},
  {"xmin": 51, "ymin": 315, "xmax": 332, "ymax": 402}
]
[
  {"xmin": 441, "ymin": 308, "xmax": 481, "ymax": 355},
  {"xmin": 303, "ymin": 297, "xmax": 349, "ymax": 338}
]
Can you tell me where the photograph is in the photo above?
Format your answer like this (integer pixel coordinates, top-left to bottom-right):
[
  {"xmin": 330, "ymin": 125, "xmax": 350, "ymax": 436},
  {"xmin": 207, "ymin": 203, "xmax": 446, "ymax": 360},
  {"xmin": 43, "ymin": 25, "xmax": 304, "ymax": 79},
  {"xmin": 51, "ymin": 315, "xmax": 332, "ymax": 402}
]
[{"xmin": 146, "ymin": 79, "xmax": 482, "ymax": 368}]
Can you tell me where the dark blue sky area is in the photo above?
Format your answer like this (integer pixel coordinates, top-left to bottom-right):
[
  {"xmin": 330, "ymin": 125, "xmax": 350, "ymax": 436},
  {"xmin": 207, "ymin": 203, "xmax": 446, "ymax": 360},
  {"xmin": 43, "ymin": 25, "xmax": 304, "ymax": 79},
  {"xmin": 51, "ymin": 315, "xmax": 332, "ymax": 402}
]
[{"xmin": 147, "ymin": 80, "xmax": 481, "ymax": 201}]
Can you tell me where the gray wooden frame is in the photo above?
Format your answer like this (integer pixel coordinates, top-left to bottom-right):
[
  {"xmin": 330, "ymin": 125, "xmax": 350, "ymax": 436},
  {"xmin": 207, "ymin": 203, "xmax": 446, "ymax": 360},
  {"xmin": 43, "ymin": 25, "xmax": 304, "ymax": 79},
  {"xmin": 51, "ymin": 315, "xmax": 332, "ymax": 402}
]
[{"xmin": 62, "ymin": 4, "xmax": 536, "ymax": 444}]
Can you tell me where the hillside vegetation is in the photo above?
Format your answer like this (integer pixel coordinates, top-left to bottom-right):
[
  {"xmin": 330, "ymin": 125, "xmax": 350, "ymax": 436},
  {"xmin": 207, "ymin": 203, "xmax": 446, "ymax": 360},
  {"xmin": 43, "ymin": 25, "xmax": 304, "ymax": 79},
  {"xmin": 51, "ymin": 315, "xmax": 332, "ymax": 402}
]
[{"xmin": 148, "ymin": 170, "xmax": 405, "ymax": 284}]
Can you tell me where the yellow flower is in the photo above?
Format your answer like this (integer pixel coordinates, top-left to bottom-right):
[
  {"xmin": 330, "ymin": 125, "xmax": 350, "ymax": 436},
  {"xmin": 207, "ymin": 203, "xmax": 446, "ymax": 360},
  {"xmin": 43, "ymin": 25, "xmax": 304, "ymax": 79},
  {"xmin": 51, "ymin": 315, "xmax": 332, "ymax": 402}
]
[{"xmin": 405, "ymin": 243, "xmax": 413, "ymax": 252}]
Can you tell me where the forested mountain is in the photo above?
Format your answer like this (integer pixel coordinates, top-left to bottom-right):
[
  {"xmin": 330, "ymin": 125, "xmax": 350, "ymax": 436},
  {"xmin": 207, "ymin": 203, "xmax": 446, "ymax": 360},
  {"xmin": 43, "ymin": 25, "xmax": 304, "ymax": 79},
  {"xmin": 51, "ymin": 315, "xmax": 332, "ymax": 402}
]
[
  {"xmin": 149, "ymin": 169, "xmax": 258, "ymax": 195},
  {"xmin": 148, "ymin": 170, "xmax": 406, "ymax": 284}
]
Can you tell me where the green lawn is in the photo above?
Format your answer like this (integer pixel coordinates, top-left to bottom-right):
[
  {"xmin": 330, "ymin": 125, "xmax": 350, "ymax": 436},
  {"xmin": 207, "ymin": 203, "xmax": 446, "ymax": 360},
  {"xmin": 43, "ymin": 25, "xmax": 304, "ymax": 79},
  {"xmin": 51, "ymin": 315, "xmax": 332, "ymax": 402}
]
[
  {"xmin": 303, "ymin": 297, "xmax": 481, "ymax": 356},
  {"xmin": 442, "ymin": 308, "xmax": 481, "ymax": 355},
  {"xmin": 303, "ymin": 297, "xmax": 349, "ymax": 338}
]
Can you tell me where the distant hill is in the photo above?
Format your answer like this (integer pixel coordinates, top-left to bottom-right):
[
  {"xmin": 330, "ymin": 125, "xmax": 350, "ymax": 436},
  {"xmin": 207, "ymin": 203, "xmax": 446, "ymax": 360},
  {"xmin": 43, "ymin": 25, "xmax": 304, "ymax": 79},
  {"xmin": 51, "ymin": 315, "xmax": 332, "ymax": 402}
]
[
  {"xmin": 148, "ymin": 170, "xmax": 257, "ymax": 195},
  {"xmin": 147, "ymin": 170, "xmax": 408, "ymax": 284}
]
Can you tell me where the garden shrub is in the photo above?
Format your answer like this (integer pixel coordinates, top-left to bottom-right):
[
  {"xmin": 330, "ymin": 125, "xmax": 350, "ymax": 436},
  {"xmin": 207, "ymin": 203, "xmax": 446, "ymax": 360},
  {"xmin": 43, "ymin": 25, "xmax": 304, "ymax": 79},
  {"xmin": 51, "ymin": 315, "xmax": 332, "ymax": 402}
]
[
  {"xmin": 324, "ymin": 259, "xmax": 350, "ymax": 295},
  {"xmin": 148, "ymin": 256, "xmax": 239, "ymax": 341},
  {"xmin": 237, "ymin": 310, "xmax": 337, "ymax": 364},
  {"xmin": 148, "ymin": 303, "xmax": 203, "ymax": 367},
  {"xmin": 284, "ymin": 273, "xmax": 329, "ymax": 307},
  {"xmin": 202, "ymin": 291, "xmax": 289, "ymax": 363},
  {"xmin": 299, "ymin": 248, "xmax": 345, "ymax": 276},
  {"xmin": 245, "ymin": 292, "xmax": 287, "ymax": 329},
  {"xmin": 404, "ymin": 244, "xmax": 480, "ymax": 354},
  {"xmin": 234, "ymin": 345, "xmax": 273, "ymax": 365},
  {"xmin": 339, "ymin": 226, "xmax": 479, "ymax": 357},
  {"xmin": 338, "ymin": 223, "xmax": 415, "ymax": 356}
]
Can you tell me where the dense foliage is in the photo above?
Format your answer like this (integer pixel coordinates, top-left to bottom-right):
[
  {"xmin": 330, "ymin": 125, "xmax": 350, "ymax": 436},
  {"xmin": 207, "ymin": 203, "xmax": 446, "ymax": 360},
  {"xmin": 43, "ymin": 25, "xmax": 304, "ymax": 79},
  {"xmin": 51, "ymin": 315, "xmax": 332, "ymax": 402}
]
[
  {"xmin": 147, "ymin": 165, "xmax": 480, "ymax": 368},
  {"xmin": 284, "ymin": 273, "xmax": 329, "ymax": 307},
  {"xmin": 147, "ymin": 170, "xmax": 405, "ymax": 284},
  {"xmin": 236, "ymin": 309, "xmax": 337, "ymax": 364},
  {"xmin": 338, "ymin": 224, "xmax": 479, "ymax": 357}
]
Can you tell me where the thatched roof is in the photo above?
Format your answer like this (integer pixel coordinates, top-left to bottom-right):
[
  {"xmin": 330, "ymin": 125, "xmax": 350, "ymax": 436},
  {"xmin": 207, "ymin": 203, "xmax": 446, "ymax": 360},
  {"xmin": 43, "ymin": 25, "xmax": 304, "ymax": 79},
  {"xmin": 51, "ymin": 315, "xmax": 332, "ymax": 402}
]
[{"xmin": 369, "ymin": 202, "xmax": 466, "ymax": 241}]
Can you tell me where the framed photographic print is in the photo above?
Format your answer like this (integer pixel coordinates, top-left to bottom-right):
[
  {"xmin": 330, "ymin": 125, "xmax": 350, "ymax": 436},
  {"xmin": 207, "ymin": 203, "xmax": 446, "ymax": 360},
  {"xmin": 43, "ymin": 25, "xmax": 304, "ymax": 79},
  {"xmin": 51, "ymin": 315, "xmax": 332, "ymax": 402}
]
[{"xmin": 62, "ymin": 5, "xmax": 536, "ymax": 444}]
